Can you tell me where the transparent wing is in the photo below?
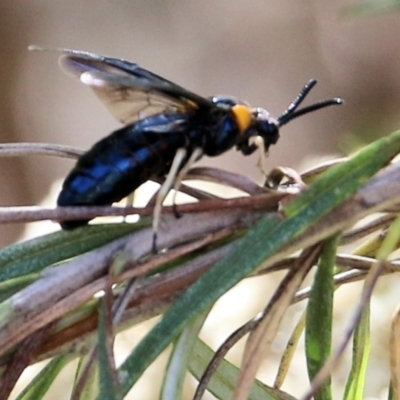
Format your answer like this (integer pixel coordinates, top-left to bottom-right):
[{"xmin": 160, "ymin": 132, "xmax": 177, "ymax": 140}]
[{"xmin": 49, "ymin": 48, "xmax": 214, "ymax": 125}]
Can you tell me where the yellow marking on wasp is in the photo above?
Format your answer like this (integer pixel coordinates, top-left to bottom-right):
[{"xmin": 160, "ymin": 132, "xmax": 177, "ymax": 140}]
[{"xmin": 232, "ymin": 104, "xmax": 252, "ymax": 134}]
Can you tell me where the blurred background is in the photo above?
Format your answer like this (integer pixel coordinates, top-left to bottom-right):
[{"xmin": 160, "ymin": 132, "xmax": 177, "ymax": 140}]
[
  {"xmin": 2, "ymin": 0, "xmax": 400, "ymax": 246},
  {"xmin": 1, "ymin": 1, "xmax": 400, "ymax": 399}
]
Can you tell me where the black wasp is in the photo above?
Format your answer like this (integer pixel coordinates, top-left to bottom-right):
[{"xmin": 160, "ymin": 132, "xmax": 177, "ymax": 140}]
[{"xmin": 34, "ymin": 47, "xmax": 342, "ymax": 248}]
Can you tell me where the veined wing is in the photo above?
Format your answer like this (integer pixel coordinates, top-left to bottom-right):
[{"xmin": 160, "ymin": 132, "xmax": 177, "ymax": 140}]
[{"xmin": 33, "ymin": 47, "xmax": 214, "ymax": 125}]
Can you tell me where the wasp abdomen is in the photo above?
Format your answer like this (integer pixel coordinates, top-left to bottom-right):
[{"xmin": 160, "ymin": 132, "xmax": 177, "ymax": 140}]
[{"xmin": 57, "ymin": 118, "xmax": 188, "ymax": 229}]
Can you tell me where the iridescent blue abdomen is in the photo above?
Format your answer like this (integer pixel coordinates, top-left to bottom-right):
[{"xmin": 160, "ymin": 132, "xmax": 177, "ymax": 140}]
[{"xmin": 57, "ymin": 114, "xmax": 190, "ymax": 228}]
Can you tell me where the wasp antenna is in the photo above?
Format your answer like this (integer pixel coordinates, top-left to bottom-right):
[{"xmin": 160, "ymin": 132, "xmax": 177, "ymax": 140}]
[
  {"xmin": 28, "ymin": 45, "xmax": 64, "ymax": 52},
  {"xmin": 284, "ymin": 79, "xmax": 317, "ymax": 114},
  {"xmin": 277, "ymin": 79, "xmax": 318, "ymax": 125},
  {"xmin": 278, "ymin": 97, "xmax": 343, "ymax": 126},
  {"xmin": 278, "ymin": 79, "xmax": 343, "ymax": 126}
]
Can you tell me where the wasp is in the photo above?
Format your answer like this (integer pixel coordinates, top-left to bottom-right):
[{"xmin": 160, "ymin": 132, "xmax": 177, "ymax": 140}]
[{"xmin": 33, "ymin": 47, "xmax": 342, "ymax": 250}]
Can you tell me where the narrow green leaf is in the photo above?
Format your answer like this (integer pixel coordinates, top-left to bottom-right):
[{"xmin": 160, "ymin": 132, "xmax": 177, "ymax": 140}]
[
  {"xmin": 285, "ymin": 131, "xmax": 400, "ymax": 219},
  {"xmin": 388, "ymin": 382, "xmax": 394, "ymax": 400},
  {"xmin": 73, "ymin": 353, "xmax": 99, "ymax": 400},
  {"xmin": 189, "ymin": 339, "xmax": 296, "ymax": 400},
  {"xmin": 14, "ymin": 355, "xmax": 73, "ymax": 400},
  {"xmin": 305, "ymin": 234, "xmax": 339, "ymax": 400},
  {"xmin": 344, "ymin": 214, "xmax": 400, "ymax": 399},
  {"xmin": 115, "ymin": 214, "xmax": 277, "ymax": 397},
  {"xmin": 0, "ymin": 274, "xmax": 38, "ymax": 302},
  {"xmin": 98, "ymin": 298, "xmax": 121, "ymax": 400},
  {"xmin": 0, "ymin": 222, "xmax": 146, "ymax": 283},
  {"xmin": 275, "ymin": 311, "xmax": 306, "ymax": 388},
  {"xmin": 161, "ymin": 311, "xmax": 209, "ymax": 400},
  {"xmin": 114, "ymin": 131, "xmax": 400, "ymax": 397},
  {"xmin": 343, "ymin": 303, "xmax": 370, "ymax": 400},
  {"xmin": 376, "ymin": 214, "xmax": 400, "ymax": 261}
]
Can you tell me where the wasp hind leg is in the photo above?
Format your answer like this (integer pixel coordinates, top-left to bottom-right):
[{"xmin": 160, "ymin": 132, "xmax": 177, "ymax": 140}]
[
  {"xmin": 124, "ymin": 192, "xmax": 135, "ymax": 221},
  {"xmin": 152, "ymin": 147, "xmax": 187, "ymax": 253}
]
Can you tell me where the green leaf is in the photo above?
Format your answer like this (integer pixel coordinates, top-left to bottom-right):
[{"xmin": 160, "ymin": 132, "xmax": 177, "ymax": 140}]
[
  {"xmin": 0, "ymin": 274, "xmax": 38, "ymax": 302},
  {"xmin": 189, "ymin": 339, "xmax": 296, "ymax": 400},
  {"xmin": 388, "ymin": 382, "xmax": 395, "ymax": 400},
  {"xmin": 161, "ymin": 311, "xmax": 209, "ymax": 400},
  {"xmin": 285, "ymin": 131, "xmax": 400, "ymax": 220},
  {"xmin": 305, "ymin": 234, "xmax": 339, "ymax": 400},
  {"xmin": 0, "ymin": 222, "xmax": 146, "ymax": 283},
  {"xmin": 274, "ymin": 311, "xmax": 306, "ymax": 388},
  {"xmin": 114, "ymin": 130, "xmax": 400, "ymax": 397},
  {"xmin": 14, "ymin": 355, "xmax": 73, "ymax": 400},
  {"xmin": 344, "ymin": 212, "xmax": 400, "ymax": 399},
  {"xmin": 343, "ymin": 303, "xmax": 370, "ymax": 400},
  {"xmin": 72, "ymin": 353, "xmax": 99, "ymax": 400},
  {"xmin": 98, "ymin": 298, "xmax": 121, "ymax": 400}
]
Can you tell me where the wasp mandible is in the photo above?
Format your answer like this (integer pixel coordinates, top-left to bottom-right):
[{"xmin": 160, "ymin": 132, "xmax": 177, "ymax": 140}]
[{"xmin": 31, "ymin": 47, "xmax": 342, "ymax": 250}]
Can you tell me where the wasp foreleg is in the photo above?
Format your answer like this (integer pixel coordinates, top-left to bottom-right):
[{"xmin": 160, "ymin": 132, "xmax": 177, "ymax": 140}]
[
  {"xmin": 249, "ymin": 135, "xmax": 268, "ymax": 177},
  {"xmin": 171, "ymin": 147, "xmax": 203, "ymax": 218},
  {"xmin": 152, "ymin": 147, "xmax": 187, "ymax": 253}
]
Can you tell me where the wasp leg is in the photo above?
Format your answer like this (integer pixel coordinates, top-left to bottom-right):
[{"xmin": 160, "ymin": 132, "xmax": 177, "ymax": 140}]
[
  {"xmin": 171, "ymin": 147, "xmax": 203, "ymax": 218},
  {"xmin": 249, "ymin": 135, "xmax": 268, "ymax": 176},
  {"xmin": 124, "ymin": 192, "xmax": 135, "ymax": 221},
  {"xmin": 152, "ymin": 147, "xmax": 187, "ymax": 253}
]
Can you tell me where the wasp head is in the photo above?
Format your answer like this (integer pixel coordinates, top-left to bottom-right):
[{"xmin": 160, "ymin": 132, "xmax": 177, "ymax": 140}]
[
  {"xmin": 236, "ymin": 79, "xmax": 343, "ymax": 159},
  {"xmin": 232, "ymin": 107, "xmax": 278, "ymax": 156}
]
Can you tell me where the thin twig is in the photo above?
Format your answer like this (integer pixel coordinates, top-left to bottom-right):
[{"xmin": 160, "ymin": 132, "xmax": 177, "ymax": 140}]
[
  {"xmin": 300, "ymin": 261, "xmax": 384, "ymax": 400},
  {"xmin": 0, "ymin": 142, "xmax": 83, "ymax": 159},
  {"xmin": 0, "ymin": 192, "xmax": 283, "ymax": 224}
]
